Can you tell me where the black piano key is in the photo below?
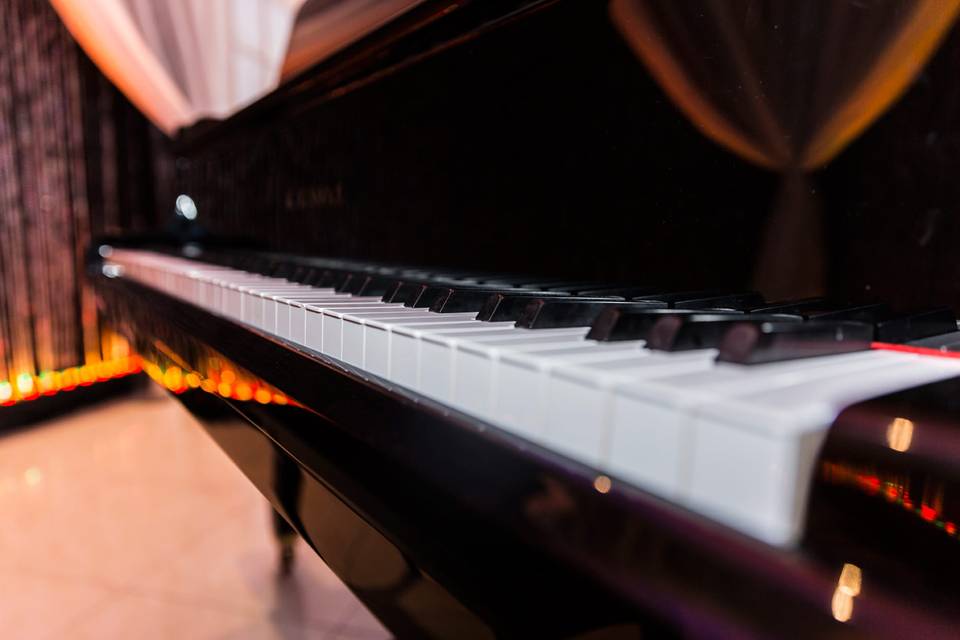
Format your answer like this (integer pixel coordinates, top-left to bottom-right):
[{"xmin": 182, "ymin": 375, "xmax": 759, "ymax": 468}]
[
  {"xmin": 515, "ymin": 299, "xmax": 666, "ymax": 329},
  {"xmin": 478, "ymin": 292, "xmax": 625, "ymax": 323},
  {"xmin": 673, "ymin": 292, "xmax": 765, "ymax": 311},
  {"xmin": 469, "ymin": 274, "xmax": 543, "ymax": 286},
  {"xmin": 759, "ymin": 300, "xmax": 889, "ymax": 323},
  {"xmin": 747, "ymin": 297, "xmax": 828, "ymax": 314},
  {"xmin": 517, "ymin": 280, "xmax": 608, "ymax": 293},
  {"xmin": 717, "ymin": 321, "xmax": 874, "ymax": 364},
  {"xmin": 385, "ymin": 282, "xmax": 428, "ymax": 305},
  {"xmin": 576, "ymin": 286, "xmax": 663, "ymax": 298},
  {"xmin": 874, "ymin": 307, "xmax": 958, "ymax": 343},
  {"xmin": 511, "ymin": 278, "xmax": 586, "ymax": 289},
  {"xmin": 586, "ymin": 308, "xmax": 743, "ymax": 342},
  {"xmin": 427, "ymin": 287, "xmax": 567, "ymax": 313},
  {"xmin": 634, "ymin": 290, "xmax": 764, "ymax": 310},
  {"xmin": 336, "ymin": 273, "xmax": 366, "ymax": 294},
  {"xmin": 268, "ymin": 261, "xmax": 296, "ymax": 279},
  {"xmin": 315, "ymin": 269, "xmax": 352, "ymax": 289},
  {"xmin": 351, "ymin": 275, "xmax": 397, "ymax": 297},
  {"xmin": 289, "ymin": 265, "xmax": 316, "ymax": 284},
  {"xmin": 414, "ymin": 286, "xmax": 465, "ymax": 309},
  {"xmin": 646, "ymin": 313, "xmax": 803, "ymax": 351}
]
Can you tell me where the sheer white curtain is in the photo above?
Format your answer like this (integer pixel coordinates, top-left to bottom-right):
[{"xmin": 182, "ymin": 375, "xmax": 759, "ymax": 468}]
[{"xmin": 50, "ymin": 0, "xmax": 304, "ymax": 134}]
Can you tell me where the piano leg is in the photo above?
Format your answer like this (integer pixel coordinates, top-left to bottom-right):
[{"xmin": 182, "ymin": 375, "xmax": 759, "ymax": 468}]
[
  {"xmin": 272, "ymin": 453, "xmax": 303, "ymax": 576},
  {"xmin": 273, "ymin": 508, "xmax": 296, "ymax": 576}
]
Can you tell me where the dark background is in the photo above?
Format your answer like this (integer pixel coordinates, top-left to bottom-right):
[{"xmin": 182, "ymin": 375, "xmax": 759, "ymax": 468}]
[
  {"xmin": 6, "ymin": 0, "xmax": 960, "ymax": 381},
  {"xmin": 167, "ymin": 0, "xmax": 960, "ymax": 313}
]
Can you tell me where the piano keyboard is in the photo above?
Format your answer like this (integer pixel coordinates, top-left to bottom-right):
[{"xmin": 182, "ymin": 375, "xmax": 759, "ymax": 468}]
[{"xmin": 103, "ymin": 248, "xmax": 960, "ymax": 546}]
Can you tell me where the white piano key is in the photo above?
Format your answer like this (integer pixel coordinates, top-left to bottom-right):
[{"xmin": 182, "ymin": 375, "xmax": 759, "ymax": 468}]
[
  {"xmin": 451, "ymin": 333, "xmax": 595, "ymax": 417},
  {"xmin": 603, "ymin": 350, "xmax": 909, "ymax": 502},
  {"xmin": 489, "ymin": 343, "xmax": 649, "ymax": 455},
  {"xmin": 361, "ymin": 314, "xmax": 477, "ymax": 381},
  {"xmin": 687, "ymin": 356, "xmax": 960, "ymax": 546},
  {"xmin": 321, "ymin": 303, "xmax": 407, "ymax": 360},
  {"xmin": 419, "ymin": 328, "xmax": 588, "ymax": 403},
  {"xmin": 341, "ymin": 310, "xmax": 440, "ymax": 368},
  {"xmin": 387, "ymin": 321, "xmax": 515, "ymax": 391}
]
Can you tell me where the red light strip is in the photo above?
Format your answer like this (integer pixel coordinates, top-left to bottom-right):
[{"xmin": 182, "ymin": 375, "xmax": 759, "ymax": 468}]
[
  {"xmin": 872, "ymin": 342, "xmax": 960, "ymax": 359},
  {"xmin": 822, "ymin": 461, "xmax": 958, "ymax": 540}
]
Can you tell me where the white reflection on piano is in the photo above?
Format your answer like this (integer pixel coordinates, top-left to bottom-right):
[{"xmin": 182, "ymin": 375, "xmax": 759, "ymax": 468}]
[
  {"xmin": 886, "ymin": 417, "xmax": 914, "ymax": 453},
  {"xmin": 831, "ymin": 563, "xmax": 862, "ymax": 623}
]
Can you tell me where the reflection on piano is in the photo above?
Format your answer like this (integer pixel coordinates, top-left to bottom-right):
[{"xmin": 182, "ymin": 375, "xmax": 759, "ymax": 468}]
[{"xmin": 87, "ymin": 0, "xmax": 960, "ymax": 637}]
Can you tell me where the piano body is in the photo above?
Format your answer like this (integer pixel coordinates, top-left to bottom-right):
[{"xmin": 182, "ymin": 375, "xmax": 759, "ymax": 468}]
[{"xmin": 90, "ymin": 1, "xmax": 960, "ymax": 637}]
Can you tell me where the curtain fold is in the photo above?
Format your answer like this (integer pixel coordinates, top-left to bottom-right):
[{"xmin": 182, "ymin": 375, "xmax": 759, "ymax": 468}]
[
  {"xmin": 610, "ymin": 0, "xmax": 960, "ymax": 298},
  {"xmin": 50, "ymin": 0, "xmax": 304, "ymax": 134},
  {"xmin": 610, "ymin": 0, "xmax": 960, "ymax": 170},
  {"xmin": 49, "ymin": 0, "xmax": 195, "ymax": 135}
]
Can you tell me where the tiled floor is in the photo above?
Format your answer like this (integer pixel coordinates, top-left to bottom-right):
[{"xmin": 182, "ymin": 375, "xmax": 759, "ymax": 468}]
[{"xmin": 0, "ymin": 386, "xmax": 391, "ymax": 639}]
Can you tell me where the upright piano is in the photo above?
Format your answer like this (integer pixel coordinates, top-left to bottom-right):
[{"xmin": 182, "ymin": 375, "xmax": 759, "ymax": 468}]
[{"xmin": 90, "ymin": 1, "xmax": 960, "ymax": 637}]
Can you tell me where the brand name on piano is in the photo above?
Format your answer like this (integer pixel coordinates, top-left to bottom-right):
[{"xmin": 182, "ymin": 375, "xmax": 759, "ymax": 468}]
[{"xmin": 284, "ymin": 183, "xmax": 345, "ymax": 210}]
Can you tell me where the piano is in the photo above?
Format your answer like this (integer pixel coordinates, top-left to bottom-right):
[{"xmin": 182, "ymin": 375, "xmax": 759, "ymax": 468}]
[{"xmin": 89, "ymin": 0, "xmax": 960, "ymax": 637}]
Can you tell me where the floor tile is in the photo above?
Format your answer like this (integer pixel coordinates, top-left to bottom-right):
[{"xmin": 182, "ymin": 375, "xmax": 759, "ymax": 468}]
[
  {"xmin": 66, "ymin": 592, "xmax": 293, "ymax": 640},
  {"xmin": 0, "ymin": 388, "xmax": 392, "ymax": 639},
  {"xmin": 0, "ymin": 570, "xmax": 116, "ymax": 640}
]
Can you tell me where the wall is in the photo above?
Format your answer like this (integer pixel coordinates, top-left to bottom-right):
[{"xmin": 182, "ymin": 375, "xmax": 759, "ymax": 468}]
[{"xmin": 0, "ymin": 0, "xmax": 167, "ymax": 398}]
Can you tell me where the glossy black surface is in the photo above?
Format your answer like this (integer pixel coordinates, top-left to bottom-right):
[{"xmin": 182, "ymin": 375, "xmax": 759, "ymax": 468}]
[
  {"xmin": 160, "ymin": 0, "xmax": 960, "ymax": 313},
  {"xmin": 808, "ymin": 376, "xmax": 960, "ymax": 632},
  {"xmin": 717, "ymin": 321, "xmax": 874, "ymax": 364},
  {"xmin": 93, "ymin": 260, "xmax": 960, "ymax": 638}
]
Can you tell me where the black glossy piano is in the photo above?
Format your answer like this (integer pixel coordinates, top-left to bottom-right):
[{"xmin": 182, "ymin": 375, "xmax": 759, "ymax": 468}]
[{"xmin": 90, "ymin": 1, "xmax": 960, "ymax": 637}]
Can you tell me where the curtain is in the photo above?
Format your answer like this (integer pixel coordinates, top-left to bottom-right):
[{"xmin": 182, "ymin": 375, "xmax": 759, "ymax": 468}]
[
  {"xmin": 0, "ymin": 0, "xmax": 164, "ymax": 401},
  {"xmin": 50, "ymin": 0, "xmax": 304, "ymax": 134},
  {"xmin": 280, "ymin": 0, "xmax": 425, "ymax": 80},
  {"xmin": 610, "ymin": 0, "xmax": 960, "ymax": 297}
]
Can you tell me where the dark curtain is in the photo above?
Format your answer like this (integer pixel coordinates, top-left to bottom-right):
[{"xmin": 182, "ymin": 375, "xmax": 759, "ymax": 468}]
[
  {"xmin": 610, "ymin": 0, "xmax": 960, "ymax": 299},
  {"xmin": 0, "ymin": 0, "xmax": 170, "ymax": 395}
]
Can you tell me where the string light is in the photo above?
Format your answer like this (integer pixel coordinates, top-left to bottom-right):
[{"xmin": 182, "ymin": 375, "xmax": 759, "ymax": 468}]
[
  {"xmin": 0, "ymin": 352, "xmax": 295, "ymax": 410},
  {"xmin": 137, "ymin": 356, "xmax": 294, "ymax": 407},
  {"xmin": 0, "ymin": 356, "xmax": 142, "ymax": 408}
]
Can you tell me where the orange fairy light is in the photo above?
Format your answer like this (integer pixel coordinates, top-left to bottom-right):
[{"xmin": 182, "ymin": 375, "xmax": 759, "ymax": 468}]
[
  {"xmin": 38, "ymin": 372, "xmax": 56, "ymax": 395},
  {"xmin": 60, "ymin": 367, "xmax": 79, "ymax": 390},
  {"xmin": 79, "ymin": 365, "xmax": 97, "ymax": 386},
  {"xmin": 0, "ymin": 381, "xmax": 13, "ymax": 404},
  {"xmin": 0, "ymin": 356, "xmax": 144, "ymax": 408},
  {"xmin": 16, "ymin": 373, "xmax": 35, "ymax": 397},
  {"xmin": 163, "ymin": 366, "xmax": 184, "ymax": 392}
]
